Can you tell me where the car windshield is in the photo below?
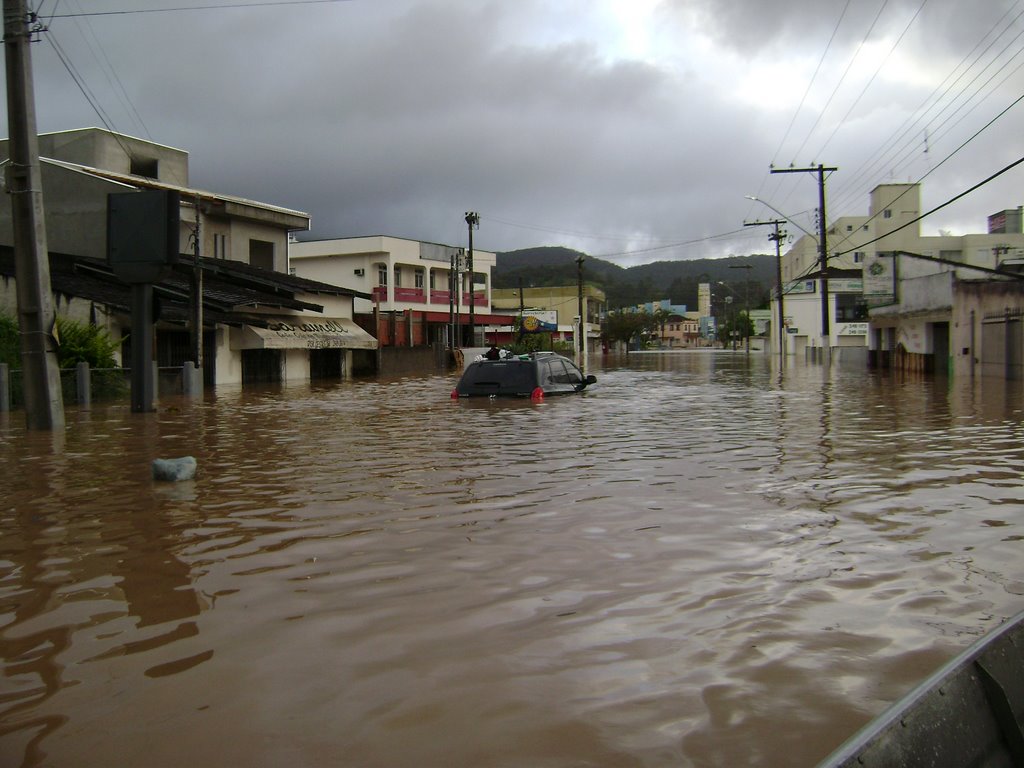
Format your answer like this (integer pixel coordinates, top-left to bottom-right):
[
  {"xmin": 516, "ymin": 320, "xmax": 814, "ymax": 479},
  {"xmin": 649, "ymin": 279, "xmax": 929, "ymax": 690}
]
[{"xmin": 460, "ymin": 361, "xmax": 536, "ymax": 392}]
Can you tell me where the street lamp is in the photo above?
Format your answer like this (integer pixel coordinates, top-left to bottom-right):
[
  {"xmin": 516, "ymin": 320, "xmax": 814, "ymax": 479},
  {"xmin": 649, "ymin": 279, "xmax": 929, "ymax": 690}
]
[
  {"xmin": 724, "ymin": 295, "xmax": 735, "ymax": 350},
  {"xmin": 745, "ymin": 195, "xmax": 817, "ymax": 242},
  {"xmin": 728, "ymin": 265, "xmax": 752, "ymax": 353}
]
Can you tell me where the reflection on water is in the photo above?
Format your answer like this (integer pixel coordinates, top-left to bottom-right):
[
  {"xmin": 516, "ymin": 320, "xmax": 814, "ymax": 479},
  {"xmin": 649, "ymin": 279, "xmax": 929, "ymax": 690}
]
[{"xmin": 2, "ymin": 351, "xmax": 1024, "ymax": 766}]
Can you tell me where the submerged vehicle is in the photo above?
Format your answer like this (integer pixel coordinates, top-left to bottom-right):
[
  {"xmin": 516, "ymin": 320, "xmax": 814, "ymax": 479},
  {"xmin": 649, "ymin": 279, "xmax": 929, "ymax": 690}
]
[
  {"xmin": 819, "ymin": 609, "xmax": 1024, "ymax": 767},
  {"xmin": 451, "ymin": 352, "xmax": 596, "ymax": 400}
]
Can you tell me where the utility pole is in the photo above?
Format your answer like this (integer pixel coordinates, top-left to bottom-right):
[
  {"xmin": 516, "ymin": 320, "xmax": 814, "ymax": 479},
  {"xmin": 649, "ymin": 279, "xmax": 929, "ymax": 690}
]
[
  {"xmin": 4, "ymin": 0, "xmax": 64, "ymax": 430},
  {"xmin": 576, "ymin": 254, "xmax": 585, "ymax": 365},
  {"xmin": 745, "ymin": 219, "xmax": 787, "ymax": 358},
  {"xmin": 465, "ymin": 212, "xmax": 479, "ymax": 346},
  {"xmin": 771, "ymin": 164, "xmax": 836, "ymax": 356},
  {"xmin": 517, "ymin": 276, "xmax": 525, "ymax": 343},
  {"xmin": 448, "ymin": 248, "xmax": 455, "ymax": 349},
  {"xmin": 190, "ymin": 196, "xmax": 203, "ymax": 370}
]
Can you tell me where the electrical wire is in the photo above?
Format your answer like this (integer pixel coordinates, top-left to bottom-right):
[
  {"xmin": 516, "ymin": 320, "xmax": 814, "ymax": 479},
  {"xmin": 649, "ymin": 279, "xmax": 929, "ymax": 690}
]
[
  {"xmin": 830, "ymin": 3, "xmax": 1024, "ymax": 213},
  {"xmin": 62, "ymin": 0, "xmax": 152, "ymax": 140},
  {"xmin": 48, "ymin": 0, "xmax": 354, "ymax": 17},
  {"xmin": 787, "ymin": 0, "xmax": 894, "ymax": 167},
  {"xmin": 810, "ymin": 0, "xmax": 927, "ymax": 162},
  {"xmin": 833, "ymin": 152, "xmax": 1024, "ymax": 257}
]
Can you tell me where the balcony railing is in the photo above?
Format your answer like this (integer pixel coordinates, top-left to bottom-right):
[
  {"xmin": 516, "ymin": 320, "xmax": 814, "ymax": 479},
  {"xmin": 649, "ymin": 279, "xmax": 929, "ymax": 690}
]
[
  {"xmin": 393, "ymin": 287, "xmax": 426, "ymax": 303},
  {"xmin": 375, "ymin": 287, "xmax": 488, "ymax": 307}
]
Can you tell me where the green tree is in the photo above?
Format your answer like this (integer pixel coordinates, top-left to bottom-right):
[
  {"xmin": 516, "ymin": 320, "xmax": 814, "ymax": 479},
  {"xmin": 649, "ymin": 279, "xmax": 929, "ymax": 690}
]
[
  {"xmin": 718, "ymin": 310, "xmax": 755, "ymax": 348},
  {"xmin": 601, "ymin": 310, "xmax": 657, "ymax": 352}
]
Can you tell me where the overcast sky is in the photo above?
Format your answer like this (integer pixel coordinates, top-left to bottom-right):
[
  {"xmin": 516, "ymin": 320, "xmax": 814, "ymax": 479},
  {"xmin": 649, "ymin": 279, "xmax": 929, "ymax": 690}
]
[{"xmin": 8, "ymin": 0, "xmax": 1024, "ymax": 264}]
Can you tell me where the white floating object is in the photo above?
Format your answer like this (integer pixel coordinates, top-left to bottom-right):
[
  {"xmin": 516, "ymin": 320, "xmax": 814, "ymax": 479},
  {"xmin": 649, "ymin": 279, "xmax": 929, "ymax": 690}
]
[{"xmin": 152, "ymin": 456, "xmax": 197, "ymax": 482}]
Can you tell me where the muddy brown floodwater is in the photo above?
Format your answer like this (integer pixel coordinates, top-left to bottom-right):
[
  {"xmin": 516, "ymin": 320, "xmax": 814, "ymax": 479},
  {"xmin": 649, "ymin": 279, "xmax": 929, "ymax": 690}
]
[{"xmin": 2, "ymin": 351, "xmax": 1024, "ymax": 767}]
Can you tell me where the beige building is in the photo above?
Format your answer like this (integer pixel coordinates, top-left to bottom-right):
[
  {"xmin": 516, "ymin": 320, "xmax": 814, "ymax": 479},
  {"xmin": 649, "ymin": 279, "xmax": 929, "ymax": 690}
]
[
  {"xmin": 490, "ymin": 284, "xmax": 606, "ymax": 346},
  {"xmin": 0, "ymin": 128, "xmax": 376, "ymax": 388},
  {"xmin": 774, "ymin": 181, "xmax": 1024, "ymax": 373}
]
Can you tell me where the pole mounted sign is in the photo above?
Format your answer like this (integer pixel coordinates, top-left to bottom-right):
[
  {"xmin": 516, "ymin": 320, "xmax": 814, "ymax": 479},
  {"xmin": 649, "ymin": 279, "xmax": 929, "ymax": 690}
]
[
  {"xmin": 108, "ymin": 189, "xmax": 180, "ymax": 283},
  {"xmin": 107, "ymin": 189, "xmax": 181, "ymax": 412}
]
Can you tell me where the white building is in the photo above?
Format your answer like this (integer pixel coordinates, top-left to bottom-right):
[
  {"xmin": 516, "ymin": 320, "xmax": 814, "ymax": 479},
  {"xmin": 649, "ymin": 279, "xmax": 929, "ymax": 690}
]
[
  {"xmin": 290, "ymin": 236, "xmax": 511, "ymax": 347},
  {"xmin": 772, "ymin": 183, "xmax": 1024, "ymax": 371}
]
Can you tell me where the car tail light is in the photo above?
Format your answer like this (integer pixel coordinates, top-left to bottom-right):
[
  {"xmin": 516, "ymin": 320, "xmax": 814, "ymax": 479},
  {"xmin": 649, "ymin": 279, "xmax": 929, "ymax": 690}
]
[
  {"xmin": 530, "ymin": 387, "xmax": 544, "ymax": 401},
  {"xmin": 450, "ymin": 389, "xmax": 459, "ymax": 399}
]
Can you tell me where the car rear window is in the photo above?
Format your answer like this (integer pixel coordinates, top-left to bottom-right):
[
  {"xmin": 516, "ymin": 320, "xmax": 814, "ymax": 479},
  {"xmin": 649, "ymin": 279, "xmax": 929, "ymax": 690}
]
[{"xmin": 459, "ymin": 361, "xmax": 536, "ymax": 393}]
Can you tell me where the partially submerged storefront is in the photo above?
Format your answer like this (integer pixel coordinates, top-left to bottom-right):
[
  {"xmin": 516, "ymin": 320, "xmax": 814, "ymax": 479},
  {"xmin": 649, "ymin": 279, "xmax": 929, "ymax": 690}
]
[
  {"xmin": 0, "ymin": 249, "xmax": 378, "ymax": 389},
  {"xmin": 230, "ymin": 316, "xmax": 377, "ymax": 384}
]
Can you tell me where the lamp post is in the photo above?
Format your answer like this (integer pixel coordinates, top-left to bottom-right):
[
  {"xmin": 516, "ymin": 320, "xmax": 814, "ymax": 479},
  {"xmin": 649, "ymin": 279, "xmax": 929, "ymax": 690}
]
[
  {"xmin": 724, "ymin": 295, "xmax": 734, "ymax": 350},
  {"xmin": 728, "ymin": 264, "xmax": 753, "ymax": 353},
  {"xmin": 465, "ymin": 212, "xmax": 479, "ymax": 346}
]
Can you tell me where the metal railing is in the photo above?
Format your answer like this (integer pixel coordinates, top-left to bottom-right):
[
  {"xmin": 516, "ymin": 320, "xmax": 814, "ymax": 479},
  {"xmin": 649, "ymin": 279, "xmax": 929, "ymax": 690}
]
[{"xmin": 0, "ymin": 362, "xmax": 199, "ymax": 411}]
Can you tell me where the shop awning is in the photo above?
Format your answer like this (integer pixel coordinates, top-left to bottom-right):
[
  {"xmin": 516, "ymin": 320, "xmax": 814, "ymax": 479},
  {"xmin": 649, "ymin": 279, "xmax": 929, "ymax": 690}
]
[{"xmin": 233, "ymin": 318, "xmax": 377, "ymax": 350}]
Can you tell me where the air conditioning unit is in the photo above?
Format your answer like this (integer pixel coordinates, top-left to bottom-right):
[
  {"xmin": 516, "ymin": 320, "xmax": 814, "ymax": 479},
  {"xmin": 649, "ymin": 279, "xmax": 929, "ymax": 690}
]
[{"xmin": 354, "ymin": 268, "xmax": 365, "ymax": 276}]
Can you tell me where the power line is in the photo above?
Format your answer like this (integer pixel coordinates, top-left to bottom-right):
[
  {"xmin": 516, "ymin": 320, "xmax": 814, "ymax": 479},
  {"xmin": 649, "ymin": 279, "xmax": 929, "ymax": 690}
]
[
  {"xmin": 829, "ymin": 87, "xmax": 1024, "ymax": 255},
  {"xmin": 788, "ymin": 0, "xmax": 894, "ymax": 167},
  {"xmin": 811, "ymin": 0, "xmax": 928, "ymax": 162},
  {"xmin": 830, "ymin": 4, "xmax": 1024, "ymax": 213},
  {"xmin": 48, "ymin": 0, "xmax": 354, "ymax": 17},
  {"xmin": 591, "ymin": 227, "xmax": 756, "ymax": 261},
  {"xmin": 833, "ymin": 152, "xmax": 1024, "ymax": 257}
]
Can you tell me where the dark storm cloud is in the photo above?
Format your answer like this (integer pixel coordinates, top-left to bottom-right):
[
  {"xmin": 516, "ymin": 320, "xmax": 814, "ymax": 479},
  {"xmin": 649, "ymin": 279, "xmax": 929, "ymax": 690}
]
[{"xmin": 7, "ymin": 0, "xmax": 1024, "ymax": 261}]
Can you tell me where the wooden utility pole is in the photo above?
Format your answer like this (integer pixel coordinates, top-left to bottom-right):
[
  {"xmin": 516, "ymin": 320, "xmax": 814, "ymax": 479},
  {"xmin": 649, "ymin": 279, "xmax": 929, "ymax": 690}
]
[
  {"xmin": 4, "ymin": 0, "xmax": 64, "ymax": 430},
  {"xmin": 771, "ymin": 164, "xmax": 836, "ymax": 352}
]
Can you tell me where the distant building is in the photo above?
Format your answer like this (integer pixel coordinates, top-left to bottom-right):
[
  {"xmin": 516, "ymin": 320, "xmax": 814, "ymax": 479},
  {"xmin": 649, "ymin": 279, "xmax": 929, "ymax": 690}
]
[
  {"xmin": 773, "ymin": 181, "xmax": 1024, "ymax": 376},
  {"xmin": 489, "ymin": 284, "xmax": 606, "ymax": 347},
  {"xmin": 290, "ymin": 235, "xmax": 513, "ymax": 348}
]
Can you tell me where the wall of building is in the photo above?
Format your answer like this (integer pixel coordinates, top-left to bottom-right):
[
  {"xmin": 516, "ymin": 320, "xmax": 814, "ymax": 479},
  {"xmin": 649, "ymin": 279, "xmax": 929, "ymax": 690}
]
[
  {"xmin": 952, "ymin": 280, "xmax": 1024, "ymax": 379},
  {"xmin": 22, "ymin": 129, "xmax": 190, "ymax": 186}
]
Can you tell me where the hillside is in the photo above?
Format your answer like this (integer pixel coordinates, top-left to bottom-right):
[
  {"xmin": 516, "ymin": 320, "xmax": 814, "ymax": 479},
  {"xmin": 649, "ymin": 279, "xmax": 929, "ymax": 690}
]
[{"xmin": 494, "ymin": 246, "xmax": 777, "ymax": 310}]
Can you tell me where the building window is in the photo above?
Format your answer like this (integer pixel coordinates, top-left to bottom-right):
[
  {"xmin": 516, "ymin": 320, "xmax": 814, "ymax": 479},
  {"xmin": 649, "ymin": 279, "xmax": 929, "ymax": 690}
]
[
  {"xmin": 853, "ymin": 252, "xmax": 864, "ymax": 263},
  {"xmin": 415, "ymin": 269, "xmax": 424, "ymax": 289},
  {"xmin": 835, "ymin": 293, "xmax": 868, "ymax": 322},
  {"xmin": 213, "ymin": 233, "xmax": 227, "ymax": 259},
  {"xmin": 377, "ymin": 265, "xmax": 387, "ymax": 286},
  {"xmin": 883, "ymin": 209, "xmax": 892, "ymax": 219},
  {"xmin": 394, "ymin": 266, "xmax": 402, "ymax": 288},
  {"xmin": 130, "ymin": 156, "xmax": 158, "ymax": 178},
  {"xmin": 249, "ymin": 239, "xmax": 274, "ymax": 270}
]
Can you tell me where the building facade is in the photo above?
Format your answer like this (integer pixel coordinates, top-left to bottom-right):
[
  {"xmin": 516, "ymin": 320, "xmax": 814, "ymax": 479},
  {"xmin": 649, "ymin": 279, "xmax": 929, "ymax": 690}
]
[
  {"xmin": 290, "ymin": 236, "xmax": 512, "ymax": 347},
  {"xmin": 489, "ymin": 284, "xmax": 606, "ymax": 348},
  {"xmin": 0, "ymin": 128, "xmax": 376, "ymax": 388}
]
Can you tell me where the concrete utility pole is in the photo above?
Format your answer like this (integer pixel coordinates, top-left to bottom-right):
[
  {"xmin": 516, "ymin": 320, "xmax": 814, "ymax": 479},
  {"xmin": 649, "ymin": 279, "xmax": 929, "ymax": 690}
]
[
  {"xmin": 190, "ymin": 196, "xmax": 203, "ymax": 370},
  {"xmin": 745, "ymin": 219, "xmax": 787, "ymax": 358},
  {"xmin": 771, "ymin": 164, "xmax": 836, "ymax": 353},
  {"xmin": 465, "ymin": 212, "xmax": 479, "ymax": 347},
  {"xmin": 4, "ymin": 0, "xmax": 64, "ymax": 430},
  {"xmin": 576, "ymin": 254, "xmax": 585, "ymax": 365}
]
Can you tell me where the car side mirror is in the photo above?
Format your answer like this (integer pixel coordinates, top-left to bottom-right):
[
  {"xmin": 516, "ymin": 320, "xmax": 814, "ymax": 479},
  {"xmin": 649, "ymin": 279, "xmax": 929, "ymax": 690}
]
[{"xmin": 585, "ymin": 375, "xmax": 597, "ymax": 385}]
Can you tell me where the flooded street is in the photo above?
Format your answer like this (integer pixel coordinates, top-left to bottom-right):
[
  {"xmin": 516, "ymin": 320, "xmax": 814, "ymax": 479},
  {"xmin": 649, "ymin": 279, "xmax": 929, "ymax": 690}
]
[{"xmin": 3, "ymin": 351, "xmax": 1024, "ymax": 767}]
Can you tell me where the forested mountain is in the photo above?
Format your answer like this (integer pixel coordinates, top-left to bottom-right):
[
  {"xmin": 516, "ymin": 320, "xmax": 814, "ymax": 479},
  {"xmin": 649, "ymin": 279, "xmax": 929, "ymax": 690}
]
[{"xmin": 493, "ymin": 246, "xmax": 777, "ymax": 310}]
